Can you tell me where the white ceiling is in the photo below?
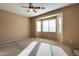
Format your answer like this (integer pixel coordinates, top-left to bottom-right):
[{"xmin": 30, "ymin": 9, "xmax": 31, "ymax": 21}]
[{"xmin": 0, "ymin": 3, "xmax": 72, "ymax": 17}]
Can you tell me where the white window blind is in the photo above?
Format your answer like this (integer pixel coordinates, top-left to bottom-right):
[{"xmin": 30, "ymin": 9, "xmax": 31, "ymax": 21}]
[
  {"xmin": 49, "ymin": 19, "xmax": 56, "ymax": 32},
  {"xmin": 42, "ymin": 20, "xmax": 49, "ymax": 32},
  {"xmin": 36, "ymin": 20, "xmax": 41, "ymax": 32},
  {"xmin": 36, "ymin": 17, "xmax": 56, "ymax": 32}
]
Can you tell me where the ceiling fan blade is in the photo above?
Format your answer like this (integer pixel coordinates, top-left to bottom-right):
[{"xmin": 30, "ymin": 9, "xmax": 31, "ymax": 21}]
[
  {"xmin": 33, "ymin": 9, "xmax": 37, "ymax": 13},
  {"xmin": 32, "ymin": 7, "xmax": 40, "ymax": 9},
  {"xmin": 32, "ymin": 7, "xmax": 45, "ymax": 9}
]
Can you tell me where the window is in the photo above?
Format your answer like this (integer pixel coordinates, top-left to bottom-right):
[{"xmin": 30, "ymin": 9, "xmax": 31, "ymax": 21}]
[
  {"xmin": 49, "ymin": 19, "xmax": 56, "ymax": 32},
  {"xmin": 36, "ymin": 18, "xmax": 56, "ymax": 32},
  {"xmin": 42, "ymin": 19, "xmax": 56, "ymax": 32},
  {"xmin": 42, "ymin": 20, "xmax": 49, "ymax": 32},
  {"xmin": 36, "ymin": 20, "xmax": 41, "ymax": 32}
]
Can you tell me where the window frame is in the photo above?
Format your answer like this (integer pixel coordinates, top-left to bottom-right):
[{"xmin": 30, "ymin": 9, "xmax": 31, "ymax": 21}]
[{"xmin": 36, "ymin": 17, "xmax": 56, "ymax": 32}]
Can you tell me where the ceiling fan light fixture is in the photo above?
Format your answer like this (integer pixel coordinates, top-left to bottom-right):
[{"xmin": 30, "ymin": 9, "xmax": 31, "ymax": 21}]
[{"xmin": 30, "ymin": 9, "xmax": 33, "ymax": 11}]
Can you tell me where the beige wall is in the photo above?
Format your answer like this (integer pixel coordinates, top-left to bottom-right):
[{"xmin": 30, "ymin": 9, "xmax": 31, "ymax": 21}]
[
  {"xmin": 63, "ymin": 4, "xmax": 79, "ymax": 46},
  {"xmin": 41, "ymin": 32, "xmax": 57, "ymax": 40},
  {"xmin": 0, "ymin": 10, "xmax": 30, "ymax": 42},
  {"xmin": 30, "ymin": 4, "xmax": 79, "ymax": 46},
  {"xmin": 30, "ymin": 17, "xmax": 36, "ymax": 38}
]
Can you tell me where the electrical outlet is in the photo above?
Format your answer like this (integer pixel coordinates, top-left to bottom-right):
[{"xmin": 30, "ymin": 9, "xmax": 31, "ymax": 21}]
[{"xmin": 70, "ymin": 40, "xmax": 72, "ymax": 43}]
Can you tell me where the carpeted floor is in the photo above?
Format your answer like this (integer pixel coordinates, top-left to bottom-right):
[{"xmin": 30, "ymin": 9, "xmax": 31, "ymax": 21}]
[{"xmin": 0, "ymin": 38, "xmax": 74, "ymax": 56}]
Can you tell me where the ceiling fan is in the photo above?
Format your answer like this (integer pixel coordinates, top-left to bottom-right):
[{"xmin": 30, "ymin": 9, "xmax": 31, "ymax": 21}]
[{"xmin": 21, "ymin": 3, "xmax": 45, "ymax": 13}]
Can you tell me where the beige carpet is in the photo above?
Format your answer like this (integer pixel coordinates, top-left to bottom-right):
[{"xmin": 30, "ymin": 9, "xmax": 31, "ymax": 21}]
[{"xmin": 0, "ymin": 38, "xmax": 74, "ymax": 56}]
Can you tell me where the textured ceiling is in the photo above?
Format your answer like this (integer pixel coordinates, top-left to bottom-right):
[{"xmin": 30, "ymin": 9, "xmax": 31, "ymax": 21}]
[{"xmin": 0, "ymin": 3, "xmax": 72, "ymax": 17}]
